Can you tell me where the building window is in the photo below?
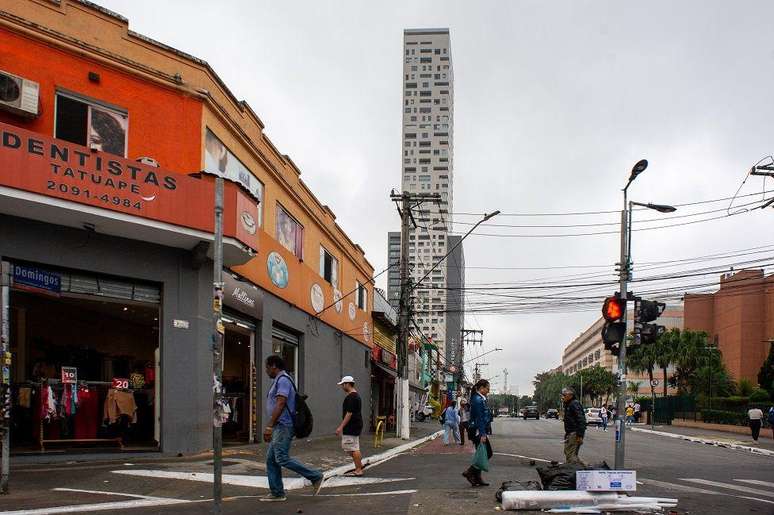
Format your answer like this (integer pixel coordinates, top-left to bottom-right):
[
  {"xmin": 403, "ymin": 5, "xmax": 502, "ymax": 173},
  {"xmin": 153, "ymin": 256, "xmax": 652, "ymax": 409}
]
[
  {"xmin": 356, "ymin": 281, "xmax": 368, "ymax": 310},
  {"xmin": 55, "ymin": 93, "xmax": 128, "ymax": 157},
  {"xmin": 319, "ymin": 246, "xmax": 339, "ymax": 287},
  {"xmin": 276, "ymin": 204, "xmax": 304, "ymax": 258}
]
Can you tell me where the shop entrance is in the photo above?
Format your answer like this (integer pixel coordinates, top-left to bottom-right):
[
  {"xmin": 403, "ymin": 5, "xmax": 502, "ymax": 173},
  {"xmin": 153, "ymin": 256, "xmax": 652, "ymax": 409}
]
[
  {"xmin": 221, "ymin": 313, "xmax": 255, "ymax": 444},
  {"xmin": 9, "ymin": 283, "xmax": 160, "ymax": 453}
]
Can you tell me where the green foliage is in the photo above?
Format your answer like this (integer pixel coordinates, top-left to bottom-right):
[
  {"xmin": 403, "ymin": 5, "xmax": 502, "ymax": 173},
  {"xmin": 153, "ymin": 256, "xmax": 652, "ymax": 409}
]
[
  {"xmin": 627, "ymin": 381, "xmax": 643, "ymax": 394},
  {"xmin": 689, "ymin": 362, "xmax": 736, "ymax": 398},
  {"xmin": 572, "ymin": 366, "xmax": 617, "ymax": 406},
  {"xmin": 700, "ymin": 409, "xmax": 748, "ymax": 426},
  {"xmin": 736, "ymin": 378, "xmax": 755, "ymax": 397},
  {"xmin": 758, "ymin": 342, "xmax": 774, "ymax": 397},
  {"xmin": 533, "ymin": 370, "xmax": 570, "ymax": 412},
  {"xmin": 749, "ymin": 388, "xmax": 771, "ymax": 402}
]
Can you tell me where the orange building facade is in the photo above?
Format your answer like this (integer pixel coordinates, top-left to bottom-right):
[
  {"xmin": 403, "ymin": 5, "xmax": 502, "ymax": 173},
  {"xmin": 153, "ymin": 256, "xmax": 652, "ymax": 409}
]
[
  {"xmin": 684, "ymin": 270, "xmax": 774, "ymax": 384},
  {"xmin": 0, "ymin": 0, "xmax": 374, "ymax": 454}
]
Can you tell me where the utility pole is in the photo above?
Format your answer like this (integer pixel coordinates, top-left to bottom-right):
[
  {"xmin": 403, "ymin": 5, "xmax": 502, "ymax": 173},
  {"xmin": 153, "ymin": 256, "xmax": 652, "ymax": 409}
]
[
  {"xmin": 0, "ymin": 261, "xmax": 10, "ymax": 494},
  {"xmin": 211, "ymin": 177, "xmax": 225, "ymax": 513},
  {"xmin": 503, "ymin": 369, "xmax": 509, "ymax": 395},
  {"xmin": 392, "ymin": 191, "xmax": 439, "ymax": 440}
]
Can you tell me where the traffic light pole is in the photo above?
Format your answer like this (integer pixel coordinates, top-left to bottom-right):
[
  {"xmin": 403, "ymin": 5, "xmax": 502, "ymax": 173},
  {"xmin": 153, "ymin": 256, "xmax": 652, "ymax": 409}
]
[{"xmin": 614, "ymin": 191, "xmax": 630, "ymax": 470}]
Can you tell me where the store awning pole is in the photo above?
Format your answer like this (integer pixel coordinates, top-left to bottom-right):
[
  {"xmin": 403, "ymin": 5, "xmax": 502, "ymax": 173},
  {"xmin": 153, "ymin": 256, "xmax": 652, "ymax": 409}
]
[
  {"xmin": 1, "ymin": 261, "xmax": 10, "ymax": 494},
  {"xmin": 212, "ymin": 177, "xmax": 225, "ymax": 513}
]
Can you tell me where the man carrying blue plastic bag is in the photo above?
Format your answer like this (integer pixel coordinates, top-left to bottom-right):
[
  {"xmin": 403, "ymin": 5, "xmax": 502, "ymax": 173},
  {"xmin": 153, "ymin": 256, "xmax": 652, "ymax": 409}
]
[{"xmin": 462, "ymin": 379, "xmax": 493, "ymax": 487}]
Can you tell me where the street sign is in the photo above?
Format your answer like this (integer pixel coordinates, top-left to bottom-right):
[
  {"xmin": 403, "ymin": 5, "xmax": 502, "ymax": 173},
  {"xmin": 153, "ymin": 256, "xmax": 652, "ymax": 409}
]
[{"xmin": 650, "ymin": 379, "xmax": 659, "ymax": 387}]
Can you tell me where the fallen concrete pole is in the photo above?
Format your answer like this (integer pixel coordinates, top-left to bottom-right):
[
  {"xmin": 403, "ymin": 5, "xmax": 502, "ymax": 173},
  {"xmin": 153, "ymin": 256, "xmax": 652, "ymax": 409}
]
[{"xmin": 501, "ymin": 491, "xmax": 678, "ymax": 511}]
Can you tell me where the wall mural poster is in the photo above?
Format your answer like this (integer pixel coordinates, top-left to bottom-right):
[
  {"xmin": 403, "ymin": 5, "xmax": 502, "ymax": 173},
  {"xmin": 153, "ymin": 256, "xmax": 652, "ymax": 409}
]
[
  {"xmin": 87, "ymin": 105, "xmax": 128, "ymax": 157},
  {"xmin": 204, "ymin": 129, "xmax": 264, "ymax": 216},
  {"xmin": 267, "ymin": 251, "xmax": 289, "ymax": 289},
  {"xmin": 310, "ymin": 283, "xmax": 325, "ymax": 313},
  {"xmin": 333, "ymin": 289, "xmax": 343, "ymax": 313},
  {"xmin": 348, "ymin": 302, "xmax": 356, "ymax": 321}
]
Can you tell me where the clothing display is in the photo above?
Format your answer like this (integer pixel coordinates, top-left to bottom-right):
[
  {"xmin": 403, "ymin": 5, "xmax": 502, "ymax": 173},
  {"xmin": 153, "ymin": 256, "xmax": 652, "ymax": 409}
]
[
  {"xmin": 60, "ymin": 384, "xmax": 78, "ymax": 417},
  {"xmin": 40, "ymin": 384, "xmax": 57, "ymax": 421},
  {"xmin": 17, "ymin": 387, "xmax": 32, "ymax": 408},
  {"xmin": 103, "ymin": 388, "xmax": 138, "ymax": 424},
  {"xmin": 74, "ymin": 386, "xmax": 99, "ymax": 439}
]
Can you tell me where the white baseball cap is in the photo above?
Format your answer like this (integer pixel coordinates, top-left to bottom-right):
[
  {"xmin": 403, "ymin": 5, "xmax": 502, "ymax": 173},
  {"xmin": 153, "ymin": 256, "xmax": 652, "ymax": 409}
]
[{"xmin": 337, "ymin": 375, "xmax": 355, "ymax": 385}]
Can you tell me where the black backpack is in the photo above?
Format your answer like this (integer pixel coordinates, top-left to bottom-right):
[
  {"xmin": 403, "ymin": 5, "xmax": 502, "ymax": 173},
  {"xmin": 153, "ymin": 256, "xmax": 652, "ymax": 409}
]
[{"xmin": 280, "ymin": 374, "xmax": 314, "ymax": 438}]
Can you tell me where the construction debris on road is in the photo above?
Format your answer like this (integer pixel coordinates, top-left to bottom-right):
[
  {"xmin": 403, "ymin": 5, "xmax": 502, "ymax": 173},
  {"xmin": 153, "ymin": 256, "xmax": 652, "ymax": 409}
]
[{"xmin": 500, "ymin": 491, "xmax": 678, "ymax": 513}]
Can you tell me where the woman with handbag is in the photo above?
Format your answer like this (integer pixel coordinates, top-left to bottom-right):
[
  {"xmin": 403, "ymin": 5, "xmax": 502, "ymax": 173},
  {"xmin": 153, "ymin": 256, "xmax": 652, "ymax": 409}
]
[{"xmin": 462, "ymin": 379, "xmax": 493, "ymax": 487}]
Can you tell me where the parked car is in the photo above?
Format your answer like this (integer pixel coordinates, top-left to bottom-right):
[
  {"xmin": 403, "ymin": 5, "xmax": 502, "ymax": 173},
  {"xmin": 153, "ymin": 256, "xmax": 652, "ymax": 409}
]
[
  {"xmin": 521, "ymin": 405, "xmax": 540, "ymax": 420},
  {"xmin": 545, "ymin": 408, "xmax": 559, "ymax": 419},
  {"xmin": 585, "ymin": 407, "xmax": 602, "ymax": 426}
]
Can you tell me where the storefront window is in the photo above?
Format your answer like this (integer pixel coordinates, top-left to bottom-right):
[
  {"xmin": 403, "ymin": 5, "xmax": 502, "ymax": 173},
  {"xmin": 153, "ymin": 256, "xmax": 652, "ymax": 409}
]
[
  {"xmin": 10, "ymin": 283, "xmax": 160, "ymax": 452},
  {"xmin": 276, "ymin": 205, "xmax": 303, "ymax": 258}
]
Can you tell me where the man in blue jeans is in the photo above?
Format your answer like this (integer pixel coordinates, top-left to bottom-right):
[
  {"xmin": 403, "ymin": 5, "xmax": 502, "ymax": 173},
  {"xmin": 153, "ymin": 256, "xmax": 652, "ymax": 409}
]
[{"xmin": 261, "ymin": 355, "xmax": 324, "ymax": 502}]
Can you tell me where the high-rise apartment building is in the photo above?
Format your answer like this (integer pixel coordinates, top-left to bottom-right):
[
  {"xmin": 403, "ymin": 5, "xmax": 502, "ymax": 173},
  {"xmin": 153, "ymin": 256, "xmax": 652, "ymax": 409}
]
[{"xmin": 399, "ymin": 28, "xmax": 454, "ymax": 357}]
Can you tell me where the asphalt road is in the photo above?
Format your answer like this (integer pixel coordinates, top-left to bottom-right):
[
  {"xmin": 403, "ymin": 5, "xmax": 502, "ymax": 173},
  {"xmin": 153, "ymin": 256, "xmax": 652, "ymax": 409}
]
[{"xmin": 2, "ymin": 418, "xmax": 773, "ymax": 514}]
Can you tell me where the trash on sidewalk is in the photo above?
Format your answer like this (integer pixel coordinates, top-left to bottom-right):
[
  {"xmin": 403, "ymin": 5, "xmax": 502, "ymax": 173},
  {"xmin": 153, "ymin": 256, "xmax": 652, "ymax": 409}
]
[
  {"xmin": 500, "ymin": 491, "xmax": 678, "ymax": 512},
  {"xmin": 495, "ymin": 480, "xmax": 542, "ymax": 502},
  {"xmin": 536, "ymin": 462, "xmax": 610, "ymax": 490},
  {"xmin": 576, "ymin": 470, "xmax": 636, "ymax": 492}
]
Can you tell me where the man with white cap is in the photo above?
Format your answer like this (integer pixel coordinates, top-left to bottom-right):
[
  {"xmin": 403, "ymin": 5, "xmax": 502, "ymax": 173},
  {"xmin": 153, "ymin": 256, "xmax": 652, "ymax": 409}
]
[{"xmin": 336, "ymin": 375, "xmax": 364, "ymax": 476}]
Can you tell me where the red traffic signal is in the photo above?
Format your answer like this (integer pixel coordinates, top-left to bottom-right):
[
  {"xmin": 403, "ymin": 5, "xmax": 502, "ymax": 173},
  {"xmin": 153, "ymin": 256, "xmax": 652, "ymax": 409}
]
[{"xmin": 602, "ymin": 296, "xmax": 624, "ymax": 322}]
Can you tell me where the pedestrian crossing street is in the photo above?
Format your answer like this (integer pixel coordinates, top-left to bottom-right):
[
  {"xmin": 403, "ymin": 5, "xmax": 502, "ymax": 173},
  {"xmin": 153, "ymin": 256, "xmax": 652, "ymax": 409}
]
[{"xmin": 642, "ymin": 477, "xmax": 774, "ymax": 505}]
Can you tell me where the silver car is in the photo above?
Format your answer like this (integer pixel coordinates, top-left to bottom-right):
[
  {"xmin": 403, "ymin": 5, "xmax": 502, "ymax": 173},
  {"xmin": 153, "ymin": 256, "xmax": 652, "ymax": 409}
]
[{"xmin": 585, "ymin": 407, "xmax": 602, "ymax": 426}]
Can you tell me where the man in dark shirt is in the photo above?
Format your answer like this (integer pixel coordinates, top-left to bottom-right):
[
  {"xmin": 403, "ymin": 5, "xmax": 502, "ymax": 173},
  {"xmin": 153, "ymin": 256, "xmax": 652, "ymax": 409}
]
[
  {"xmin": 336, "ymin": 375, "xmax": 364, "ymax": 476},
  {"xmin": 561, "ymin": 387, "xmax": 586, "ymax": 464}
]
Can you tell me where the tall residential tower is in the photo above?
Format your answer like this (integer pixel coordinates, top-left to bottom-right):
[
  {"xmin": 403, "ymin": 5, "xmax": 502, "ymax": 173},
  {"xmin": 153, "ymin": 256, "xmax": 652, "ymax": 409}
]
[{"xmin": 398, "ymin": 28, "xmax": 454, "ymax": 358}]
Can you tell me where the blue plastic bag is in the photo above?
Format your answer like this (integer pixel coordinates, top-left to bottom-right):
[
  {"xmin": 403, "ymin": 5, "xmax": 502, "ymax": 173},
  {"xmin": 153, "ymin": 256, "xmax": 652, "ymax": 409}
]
[{"xmin": 472, "ymin": 442, "xmax": 489, "ymax": 472}]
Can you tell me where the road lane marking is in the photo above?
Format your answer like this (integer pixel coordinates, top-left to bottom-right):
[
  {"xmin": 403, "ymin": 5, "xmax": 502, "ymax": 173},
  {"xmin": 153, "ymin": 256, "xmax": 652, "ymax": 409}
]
[
  {"xmin": 631, "ymin": 428, "xmax": 774, "ymax": 457},
  {"xmin": 735, "ymin": 479, "xmax": 774, "ymax": 488},
  {"xmin": 52, "ymin": 488, "xmax": 168, "ymax": 500},
  {"xmin": 639, "ymin": 478, "xmax": 722, "ymax": 495},
  {"xmin": 494, "ymin": 452, "xmax": 551, "ymax": 463},
  {"xmin": 680, "ymin": 478, "xmax": 774, "ymax": 498},
  {"xmin": 0, "ymin": 498, "xmax": 192, "ymax": 515},
  {"xmin": 112, "ymin": 469, "xmax": 412, "ymax": 490},
  {"xmin": 304, "ymin": 489, "xmax": 417, "ymax": 497},
  {"xmin": 736, "ymin": 496, "xmax": 774, "ymax": 505}
]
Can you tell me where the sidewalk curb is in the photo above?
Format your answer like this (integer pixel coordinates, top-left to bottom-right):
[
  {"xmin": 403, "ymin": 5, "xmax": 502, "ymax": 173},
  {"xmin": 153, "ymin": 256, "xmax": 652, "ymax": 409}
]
[
  {"xmin": 631, "ymin": 427, "xmax": 774, "ymax": 457},
  {"xmin": 322, "ymin": 430, "xmax": 443, "ymax": 479}
]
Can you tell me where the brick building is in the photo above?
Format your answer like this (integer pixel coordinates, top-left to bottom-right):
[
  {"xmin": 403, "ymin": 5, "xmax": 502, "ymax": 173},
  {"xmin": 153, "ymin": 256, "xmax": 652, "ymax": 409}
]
[{"xmin": 684, "ymin": 270, "xmax": 774, "ymax": 384}]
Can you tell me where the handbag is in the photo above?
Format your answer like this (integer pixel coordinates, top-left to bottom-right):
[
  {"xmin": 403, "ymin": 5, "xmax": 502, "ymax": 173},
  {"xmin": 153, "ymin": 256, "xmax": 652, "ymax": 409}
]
[{"xmin": 472, "ymin": 440, "xmax": 489, "ymax": 471}]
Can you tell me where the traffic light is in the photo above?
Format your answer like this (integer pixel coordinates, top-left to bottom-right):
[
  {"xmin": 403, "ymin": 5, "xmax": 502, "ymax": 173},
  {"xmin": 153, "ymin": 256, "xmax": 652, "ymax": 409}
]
[
  {"xmin": 636, "ymin": 299, "xmax": 666, "ymax": 345},
  {"xmin": 601, "ymin": 295, "xmax": 626, "ymax": 355}
]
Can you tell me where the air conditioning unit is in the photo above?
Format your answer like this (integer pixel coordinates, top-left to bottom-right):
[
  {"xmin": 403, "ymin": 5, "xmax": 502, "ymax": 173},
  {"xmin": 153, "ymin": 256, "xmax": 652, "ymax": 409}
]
[{"xmin": 0, "ymin": 69, "xmax": 40, "ymax": 118}]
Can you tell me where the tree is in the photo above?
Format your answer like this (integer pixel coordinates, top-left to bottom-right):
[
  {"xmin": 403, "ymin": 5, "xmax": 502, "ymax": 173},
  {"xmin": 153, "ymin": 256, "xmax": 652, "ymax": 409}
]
[
  {"xmin": 656, "ymin": 328, "xmax": 679, "ymax": 397},
  {"xmin": 627, "ymin": 381, "xmax": 643, "ymax": 397},
  {"xmin": 571, "ymin": 366, "xmax": 616, "ymax": 407},
  {"xmin": 758, "ymin": 341, "xmax": 774, "ymax": 398},
  {"xmin": 672, "ymin": 330, "xmax": 709, "ymax": 394},
  {"xmin": 533, "ymin": 370, "xmax": 569, "ymax": 412},
  {"xmin": 628, "ymin": 342, "xmax": 659, "ymax": 403}
]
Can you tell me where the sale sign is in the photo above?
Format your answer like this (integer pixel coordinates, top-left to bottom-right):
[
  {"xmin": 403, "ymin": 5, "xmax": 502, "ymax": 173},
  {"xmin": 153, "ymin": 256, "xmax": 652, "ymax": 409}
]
[
  {"xmin": 61, "ymin": 366, "xmax": 77, "ymax": 384},
  {"xmin": 112, "ymin": 377, "xmax": 129, "ymax": 390}
]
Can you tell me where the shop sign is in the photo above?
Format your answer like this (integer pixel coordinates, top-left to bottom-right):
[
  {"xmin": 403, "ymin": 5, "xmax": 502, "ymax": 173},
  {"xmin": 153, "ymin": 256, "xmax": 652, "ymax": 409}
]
[
  {"xmin": 12, "ymin": 264, "xmax": 61, "ymax": 295},
  {"xmin": 0, "ymin": 121, "xmax": 257, "ymax": 254},
  {"xmin": 223, "ymin": 274, "xmax": 263, "ymax": 319},
  {"xmin": 61, "ymin": 366, "xmax": 77, "ymax": 384},
  {"xmin": 310, "ymin": 283, "xmax": 324, "ymax": 313},
  {"xmin": 381, "ymin": 349, "xmax": 395, "ymax": 366},
  {"xmin": 112, "ymin": 377, "xmax": 130, "ymax": 389},
  {"xmin": 267, "ymin": 252, "xmax": 289, "ymax": 289}
]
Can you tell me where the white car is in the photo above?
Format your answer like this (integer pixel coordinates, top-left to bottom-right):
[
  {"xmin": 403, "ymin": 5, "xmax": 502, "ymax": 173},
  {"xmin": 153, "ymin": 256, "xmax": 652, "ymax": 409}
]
[{"xmin": 585, "ymin": 407, "xmax": 602, "ymax": 426}]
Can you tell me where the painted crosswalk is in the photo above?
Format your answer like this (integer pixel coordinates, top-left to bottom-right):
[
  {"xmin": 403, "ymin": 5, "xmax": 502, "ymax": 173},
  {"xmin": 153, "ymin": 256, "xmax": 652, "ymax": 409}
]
[{"xmin": 679, "ymin": 478, "xmax": 774, "ymax": 498}]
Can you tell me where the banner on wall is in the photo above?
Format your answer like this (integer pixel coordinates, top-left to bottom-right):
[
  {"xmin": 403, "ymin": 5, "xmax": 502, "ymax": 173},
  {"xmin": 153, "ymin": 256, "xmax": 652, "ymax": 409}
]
[{"xmin": 204, "ymin": 129, "xmax": 263, "ymax": 208}]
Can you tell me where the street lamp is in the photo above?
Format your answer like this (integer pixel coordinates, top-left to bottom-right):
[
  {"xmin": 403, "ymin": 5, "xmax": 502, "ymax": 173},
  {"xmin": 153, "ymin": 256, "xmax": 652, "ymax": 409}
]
[{"xmin": 614, "ymin": 160, "xmax": 676, "ymax": 470}]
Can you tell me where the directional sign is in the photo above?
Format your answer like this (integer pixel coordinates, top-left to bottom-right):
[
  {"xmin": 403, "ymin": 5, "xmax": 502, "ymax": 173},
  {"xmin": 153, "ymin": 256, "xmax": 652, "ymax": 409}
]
[{"xmin": 650, "ymin": 379, "xmax": 659, "ymax": 387}]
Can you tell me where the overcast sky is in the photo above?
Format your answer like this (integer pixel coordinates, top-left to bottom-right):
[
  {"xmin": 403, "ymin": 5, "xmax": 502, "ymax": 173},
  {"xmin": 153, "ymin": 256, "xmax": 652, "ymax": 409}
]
[{"xmin": 101, "ymin": 0, "xmax": 774, "ymax": 395}]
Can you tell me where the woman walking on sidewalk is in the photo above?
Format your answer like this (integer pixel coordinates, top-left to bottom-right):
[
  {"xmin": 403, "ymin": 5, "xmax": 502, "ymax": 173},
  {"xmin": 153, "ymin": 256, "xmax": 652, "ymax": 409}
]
[
  {"xmin": 442, "ymin": 403, "xmax": 461, "ymax": 445},
  {"xmin": 459, "ymin": 399, "xmax": 471, "ymax": 445},
  {"xmin": 462, "ymin": 379, "xmax": 493, "ymax": 487}
]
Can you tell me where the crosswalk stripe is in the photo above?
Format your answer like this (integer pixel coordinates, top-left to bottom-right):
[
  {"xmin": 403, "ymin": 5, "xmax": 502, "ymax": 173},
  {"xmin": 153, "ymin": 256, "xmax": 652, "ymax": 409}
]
[
  {"xmin": 735, "ymin": 479, "xmax": 774, "ymax": 488},
  {"xmin": 640, "ymin": 478, "xmax": 722, "ymax": 495},
  {"xmin": 680, "ymin": 479, "xmax": 774, "ymax": 498}
]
